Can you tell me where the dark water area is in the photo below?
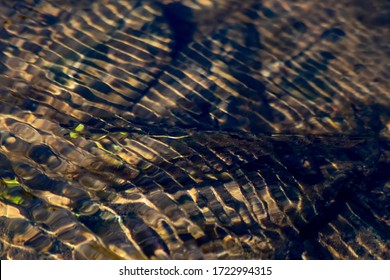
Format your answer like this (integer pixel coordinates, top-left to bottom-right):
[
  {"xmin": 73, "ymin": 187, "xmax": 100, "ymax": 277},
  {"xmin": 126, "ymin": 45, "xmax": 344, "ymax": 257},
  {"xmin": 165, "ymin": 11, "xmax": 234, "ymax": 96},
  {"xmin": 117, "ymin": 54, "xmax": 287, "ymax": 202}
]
[{"xmin": 0, "ymin": 0, "xmax": 389, "ymax": 259}]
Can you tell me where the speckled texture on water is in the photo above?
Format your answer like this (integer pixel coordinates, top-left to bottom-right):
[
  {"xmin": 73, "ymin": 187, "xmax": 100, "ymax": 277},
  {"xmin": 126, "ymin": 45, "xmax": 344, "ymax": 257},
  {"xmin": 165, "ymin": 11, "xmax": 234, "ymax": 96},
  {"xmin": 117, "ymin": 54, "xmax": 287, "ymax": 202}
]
[{"xmin": 0, "ymin": 0, "xmax": 389, "ymax": 259}]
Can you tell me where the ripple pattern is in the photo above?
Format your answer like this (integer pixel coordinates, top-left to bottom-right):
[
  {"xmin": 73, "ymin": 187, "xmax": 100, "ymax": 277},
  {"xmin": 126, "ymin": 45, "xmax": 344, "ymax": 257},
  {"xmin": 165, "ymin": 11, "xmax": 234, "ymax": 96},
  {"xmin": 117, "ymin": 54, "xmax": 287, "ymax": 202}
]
[{"xmin": 0, "ymin": 0, "xmax": 389, "ymax": 259}]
